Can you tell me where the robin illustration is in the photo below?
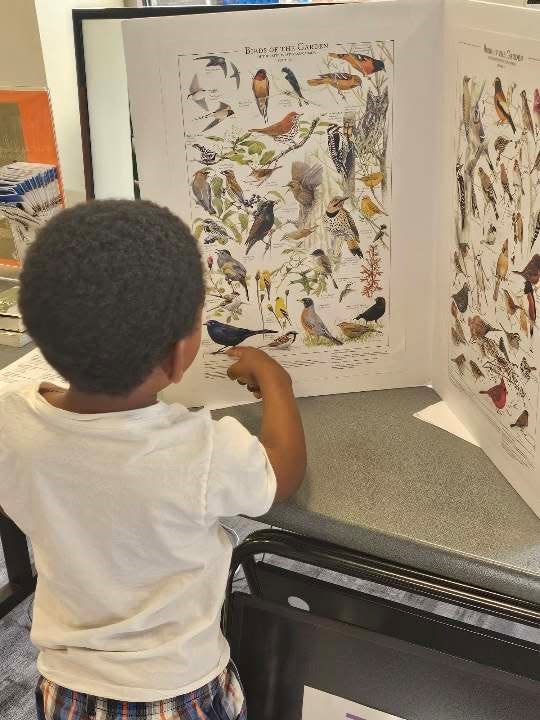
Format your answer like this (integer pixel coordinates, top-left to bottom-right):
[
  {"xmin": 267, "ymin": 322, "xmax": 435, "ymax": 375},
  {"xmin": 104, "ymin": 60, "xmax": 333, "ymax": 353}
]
[
  {"xmin": 300, "ymin": 298, "xmax": 343, "ymax": 345},
  {"xmin": 274, "ymin": 297, "xmax": 291, "ymax": 326},
  {"xmin": 252, "ymin": 69, "xmax": 269, "ymax": 122},
  {"xmin": 198, "ymin": 102, "xmax": 235, "ymax": 132},
  {"xmin": 216, "ymin": 249, "xmax": 249, "ymax": 300},
  {"xmin": 196, "ymin": 55, "xmax": 227, "ymax": 76},
  {"xmin": 500, "ymin": 322, "xmax": 520, "ymax": 351},
  {"xmin": 512, "ymin": 212, "xmax": 523, "ymax": 249},
  {"xmin": 286, "ymin": 161, "xmax": 323, "ymax": 226},
  {"xmin": 324, "ymin": 197, "xmax": 362, "ymax": 258},
  {"xmin": 534, "ymin": 88, "xmax": 540, "ymax": 133},
  {"xmin": 462, "ymin": 76, "xmax": 471, "ymax": 141},
  {"xmin": 204, "ymin": 320, "xmax": 276, "ymax": 353},
  {"xmin": 265, "ymin": 331, "xmax": 298, "ymax": 350},
  {"xmin": 469, "ymin": 360, "xmax": 485, "ymax": 381},
  {"xmin": 521, "ymin": 90, "xmax": 534, "ymax": 136},
  {"xmin": 250, "ymin": 111, "xmax": 302, "ymax": 144},
  {"xmin": 503, "ymin": 289, "xmax": 520, "ymax": 317},
  {"xmin": 355, "ymin": 296, "xmax": 386, "ymax": 323},
  {"xmin": 328, "ymin": 53, "xmax": 385, "ymax": 76},
  {"xmin": 311, "ymin": 249, "xmax": 338, "ymax": 290},
  {"xmin": 511, "ymin": 409, "xmax": 529, "ymax": 429},
  {"xmin": 493, "ymin": 238, "xmax": 509, "ymax": 301},
  {"xmin": 500, "ymin": 163, "xmax": 513, "ymax": 203},
  {"xmin": 452, "ymin": 283, "xmax": 469, "ymax": 313},
  {"xmin": 281, "ymin": 67, "xmax": 308, "ymax": 105},
  {"xmin": 468, "ymin": 314, "xmax": 498, "ymax": 340},
  {"xmin": 494, "ymin": 136, "xmax": 511, "ymax": 164},
  {"xmin": 307, "ymin": 73, "xmax": 362, "ymax": 97},
  {"xmin": 326, "ymin": 123, "xmax": 355, "ymax": 181},
  {"xmin": 221, "ymin": 169, "xmax": 246, "ymax": 207},
  {"xmin": 188, "ymin": 75, "xmax": 210, "ymax": 111},
  {"xmin": 245, "ymin": 200, "xmax": 276, "ymax": 254},
  {"xmin": 513, "ymin": 254, "xmax": 540, "ymax": 285},
  {"xmin": 193, "ymin": 143, "xmax": 219, "ymax": 166},
  {"xmin": 248, "ymin": 165, "xmax": 283, "ymax": 186},
  {"xmin": 338, "ymin": 322, "xmax": 376, "ymax": 340},
  {"xmin": 230, "ymin": 62, "xmax": 240, "ymax": 89},
  {"xmin": 478, "ymin": 167, "xmax": 499, "ymax": 220},
  {"xmin": 479, "ymin": 378, "xmax": 507, "ymax": 410},
  {"xmin": 192, "ymin": 169, "xmax": 215, "ymax": 215},
  {"xmin": 521, "ymin": 356, "xmax": 537, "ymax": 380},
  {"xmin": 494, "ymin": 78, "xmax": 516, "ymax": 133},
  {"xmin": 451, "ymin": 354, "xmax": 467, "ymax": 374},
  {"xmin": 525, "ymin": 280, "xmax": 536, "ymax": 338}
]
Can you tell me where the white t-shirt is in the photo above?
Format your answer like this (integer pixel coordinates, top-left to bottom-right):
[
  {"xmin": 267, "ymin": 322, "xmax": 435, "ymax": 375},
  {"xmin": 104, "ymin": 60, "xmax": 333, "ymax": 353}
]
[{"xmin": 0, "ymin": 384, "xmax": 276, "ymax": 701}]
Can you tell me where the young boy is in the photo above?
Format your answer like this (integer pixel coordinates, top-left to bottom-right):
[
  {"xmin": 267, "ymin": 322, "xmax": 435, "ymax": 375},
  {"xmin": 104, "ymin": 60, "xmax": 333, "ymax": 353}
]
[{"xmin": 0, "ymin": 200, "xmax": 306, "ymax": 719}]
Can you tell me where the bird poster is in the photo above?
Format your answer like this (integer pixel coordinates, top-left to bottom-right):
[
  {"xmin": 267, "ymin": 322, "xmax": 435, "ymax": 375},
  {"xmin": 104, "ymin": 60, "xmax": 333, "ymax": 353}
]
[
  {"xmin": 302, "ymin": 687, "xmax": 406, "ymax": 720},
  {"xmin": 450, "ymin": 29, "xmax": 540, "ymax": 472}
]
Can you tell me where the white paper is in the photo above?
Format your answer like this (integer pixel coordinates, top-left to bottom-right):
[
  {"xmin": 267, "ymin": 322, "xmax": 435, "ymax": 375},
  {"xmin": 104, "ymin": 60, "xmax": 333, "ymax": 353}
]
[
  {"xmin": 414, "ymin": 400, "xmax": 480, "ymax": 446},
  {"xmin": 302, "ymin": 687, "xmax": 406, "ymax": 720},
  {"xmin": 124, "ymin": 0, "xmax": 442, "ymax": 410},
  {"xmin": 0, "ymin": 348, "xmax": 66, "ymax": 391}
]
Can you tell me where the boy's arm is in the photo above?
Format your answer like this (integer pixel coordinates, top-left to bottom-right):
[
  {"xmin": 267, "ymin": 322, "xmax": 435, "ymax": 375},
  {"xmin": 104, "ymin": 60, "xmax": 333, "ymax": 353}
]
[{"xmin": 227, "ymin": 347, "xmax": 306, "ymax": 502}]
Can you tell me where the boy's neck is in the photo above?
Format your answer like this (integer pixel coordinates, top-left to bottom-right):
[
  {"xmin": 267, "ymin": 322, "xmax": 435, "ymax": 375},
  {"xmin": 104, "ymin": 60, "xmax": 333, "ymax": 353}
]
[{"xmin": 42, "ymin": 385, "xmax": 159, "ymax": 414}]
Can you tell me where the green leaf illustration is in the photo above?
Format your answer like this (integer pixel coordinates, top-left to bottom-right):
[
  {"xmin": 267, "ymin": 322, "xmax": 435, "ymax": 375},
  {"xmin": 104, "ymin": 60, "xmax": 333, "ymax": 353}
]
[
  {"xmin": 239, "ymin": 213, "xmax": 249, "ymax": 231},
  {"xmin": 259, "ymin": 150, "xmax": 275, "ymax": 166},
  {"xmin": 205, "ymin": 136, "xmax": 224, "ymax": 142},
  {"xmin": 193, "ymin": 224, "xmax": 203, "ymax": 240}
]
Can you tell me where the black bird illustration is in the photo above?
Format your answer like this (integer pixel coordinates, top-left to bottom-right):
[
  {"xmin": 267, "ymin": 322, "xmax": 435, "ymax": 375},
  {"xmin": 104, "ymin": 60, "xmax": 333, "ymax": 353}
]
[
  {"xmin": 246, "ymin": 200, "xmax": 276, "ymax": 254},
  {"xmin": 198, "ymin": 102, "xmax": 235, "ymax": 132},
  {"xmin": 204, "ymin": 320, "xmax": 276, "ymax": 353},
  {"xmin": 355, "ymin": 297, "xmax": 386, "ymax": 323},
  {"xmin": 452, "ymin": 283, "xmax": 470, "ymax": 313},
  {"xmin": 230, "ymin": 62, "xmax": 240, "ymax": 89},
  {"xmin": 196, "ymin": 55, "xmax": 227, "ymax": 76},
  {"xmin": 282, "ymin": 67, "xmax": 308, "ymax": 105}
]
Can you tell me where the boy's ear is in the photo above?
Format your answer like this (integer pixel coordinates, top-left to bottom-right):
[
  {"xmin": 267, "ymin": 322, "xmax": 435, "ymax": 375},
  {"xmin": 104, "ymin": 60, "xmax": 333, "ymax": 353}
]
[{"xmin": 169, "ymin": 340, "xmax": 186, "ymax": 384}]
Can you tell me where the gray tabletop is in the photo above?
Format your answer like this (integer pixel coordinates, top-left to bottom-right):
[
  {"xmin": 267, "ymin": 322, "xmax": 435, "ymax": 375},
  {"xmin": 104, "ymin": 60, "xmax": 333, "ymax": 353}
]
[
  {"xmin": 2, "ymin": 339, "xmax": 539, "ymax": 605},
  {"xmin": 214, "ymin": 387, "xmax": 540, "ymax": 605}
]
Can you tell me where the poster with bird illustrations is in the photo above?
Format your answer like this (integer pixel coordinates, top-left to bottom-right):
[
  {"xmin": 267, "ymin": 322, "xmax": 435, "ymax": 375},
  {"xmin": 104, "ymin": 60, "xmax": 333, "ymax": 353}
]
[
  {"xmin": 178, "ymin": 39, "xmax": 393, "ymax": 391},
  {"xmin": 451, "ymin": 30, "xmax": 540, "ymax": 470}
]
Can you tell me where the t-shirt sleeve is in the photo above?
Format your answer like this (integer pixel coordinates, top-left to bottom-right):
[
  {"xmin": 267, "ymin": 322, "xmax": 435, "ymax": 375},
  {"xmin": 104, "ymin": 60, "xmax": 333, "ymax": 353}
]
[{"xmin": 206, "ymin": 416, "xmax": 276, "ymax": 520}]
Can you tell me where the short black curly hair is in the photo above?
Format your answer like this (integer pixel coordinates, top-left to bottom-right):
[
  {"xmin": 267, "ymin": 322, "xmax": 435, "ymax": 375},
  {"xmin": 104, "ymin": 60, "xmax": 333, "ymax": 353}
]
[{"xmin": 19, "ymin": 199, "xmax": 204, "ymax": 395}]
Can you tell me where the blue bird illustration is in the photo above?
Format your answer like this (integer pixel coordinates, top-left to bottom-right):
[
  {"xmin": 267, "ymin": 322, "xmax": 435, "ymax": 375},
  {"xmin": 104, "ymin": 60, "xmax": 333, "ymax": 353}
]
[
  {"xmin": 205, "ymin": 320, "xmax": 277, "ymax": 353},
  {"xmin": 281, "ymin": 67, "xmax": 308, "ymax": 106}
]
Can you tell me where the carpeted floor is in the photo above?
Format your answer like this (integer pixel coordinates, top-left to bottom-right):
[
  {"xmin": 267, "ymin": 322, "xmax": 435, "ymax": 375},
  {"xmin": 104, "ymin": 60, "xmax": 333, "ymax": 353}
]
[{"xmin": 1, "ymin": 517, "xmax": 539, "ymax": 719}]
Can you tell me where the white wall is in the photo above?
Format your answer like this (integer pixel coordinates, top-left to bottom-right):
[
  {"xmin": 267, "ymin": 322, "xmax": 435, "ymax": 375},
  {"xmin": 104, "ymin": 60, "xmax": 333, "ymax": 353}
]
[
  {"xmin": 0, "ymin": 0, "xmax": 45, "ymax": 88},
  {"xmin": 33, "ymin": 1, "xmax": 125, "ymax": 206}
]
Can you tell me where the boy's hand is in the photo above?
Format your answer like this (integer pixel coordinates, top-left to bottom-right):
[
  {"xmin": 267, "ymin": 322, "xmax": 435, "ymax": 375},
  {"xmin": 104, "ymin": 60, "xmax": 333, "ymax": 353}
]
[{"xmin": 226, "ymin": 346, "xmax": 291, "ymax": 399}]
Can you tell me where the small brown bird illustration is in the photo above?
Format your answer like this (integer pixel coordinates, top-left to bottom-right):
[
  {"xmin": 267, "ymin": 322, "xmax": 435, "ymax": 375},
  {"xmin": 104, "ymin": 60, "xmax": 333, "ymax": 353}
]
[
  {"xmin": 454, "ymin": 250, "xmax": 467, "ymax": 279},
  {"xmin": 511, "ymin": 409, "xmax": 529, "ymax": 429},
  {"xmin": 500, "ymin": 163, "xmax": 513, "ymax": 203},
  {"xmin": 286, "ymin": 161, "xmax": 323, "ymax": 227},
  {"xmin": 513, "ymin": 159, "xmax": 524, "ymax": 197},
  {"xmin": 284, "ymin": 227, "xmax": 317, "ymax": 241},
  {"xmin": 512, "ymin": 212, "xmax": 523, "ymax": 249},
  {"xmin": 250, "ymin": 112, "xmax": 301, "ymax": 144},
  {"xmin": 452, "ymin": 282, "xmax": 470, "ymax": 313},
  {"xmin": 521, "ymin": 90, "xmax": 534, "ymax": 136},
  {"xmin": 452, "ymin": 326, "xmax": 466, "ymax": 346},
  {"xmin": 469, "ymin": 360, "xmax": 485, "ymax": 381},
  {"xmin": 494, "ymin": 136, "xmax": 511, "ymax": 164},
  {"xmin": 307, "ymin": 73, "xmax": 362, "ymax": 97},
  {"xmin": 493, "ymin": 238, "xmax": 509, "ymax": 302},
  {"xmin": 463, "ymin": 76, "xmax": 471, "ymax": 141},
  {"xmin": 300, "ymin": 297, "xmax": 343, "ymax": 345},
  {"xmin": 252, "ymin": 69, "xmax": 269, "ymax": 122},
  {"xmin": 338, "ymin": 322, "xmax": 378, "ymax": 340},
  {"xmin": 248, "ymin": 165, "xmax": 283, "ymax": 185},
  {"xmin": 468, "ymin": 314, "xmax": 498, "ymax": 340},
  {"xmin": 521, "ymin": 356, "xmax": 537, "ymax": 380},
  {"xmin": 534, "ymin": 89, "xmax": 540, "ymax": 132},
  {"xmin": 478, "ymin": 167, "xmax": 499, "ymax": 220},
  {"xmin": 359, "ymin": 171, "xmax": 384, "ymax": 196},
  {"xmin": 451, "ymin": 354, "xmax": 467, "ymax": 373},
  {"xmin": 525, "ymin": 280, "xmax": 536, "ymax": 338},
  {"xmin": 519, "ymin": 307, "xmax": 529, "ymax": 337},
  {"xmin": 480, "ymin": 378, "xmax": 507, "ymax": 410},
  {"xmin": 264, "ymin": 331, "xmax": 298, "ymax": 350},
  {"xmin": 311, "ymin": 249, "xmax": 338, "ymax": 290},
  {"xmin": 494, "ymin": 78, "xmax": 516, "ymax": 132},
  {"xmin": 503, "ymin": 289, "xmax": 520, "ymax": 317},
  {"xmin": 482, "ymin": 223, "xmax": 497, "ymax": 246},
  {"xmin": 500, "ymin": 322, "xmax": 520, "ymax": 351},
  {"xmin": 192, "ymin": 169, "xmax": 215, "ymax": 215},
  {"xmin": 513, "ymin": 254, "xmax": 540, "ymax": 285},
  {"xmin": 222, "ymin": 169, "xmax": 246, "ymax": 207},
  {"xmin": 454, "ymin": 316, "xmax": 467, "ymax": 344},
  {"xmin": 324, "ymin": 197, "xmax": 362, "ymax": 258},
  {"xmin": 328, "ymin": 53, "xmax": 385, "ymax": 76}
]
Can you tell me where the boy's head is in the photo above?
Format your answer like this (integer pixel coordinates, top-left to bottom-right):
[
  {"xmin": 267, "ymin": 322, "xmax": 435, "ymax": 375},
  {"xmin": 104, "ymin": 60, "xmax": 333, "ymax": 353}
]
[{"xmin": 20, "ymin": 200, "xmax": 205, "ymax": 396}]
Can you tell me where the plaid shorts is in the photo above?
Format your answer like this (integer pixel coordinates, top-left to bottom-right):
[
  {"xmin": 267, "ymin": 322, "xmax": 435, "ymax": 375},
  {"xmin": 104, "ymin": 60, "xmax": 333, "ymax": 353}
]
[{"xmin": 35, "ymin": 664, "xmax": 247, "ymax": 720}]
